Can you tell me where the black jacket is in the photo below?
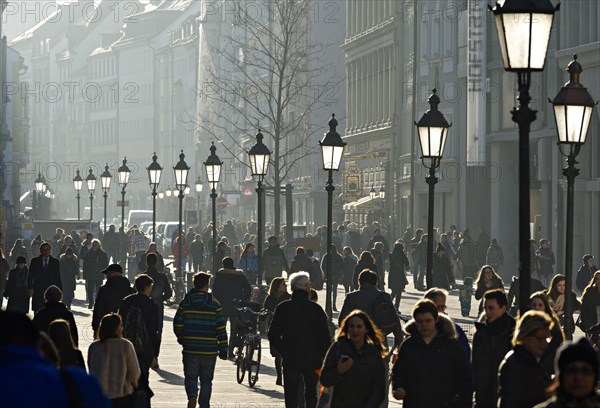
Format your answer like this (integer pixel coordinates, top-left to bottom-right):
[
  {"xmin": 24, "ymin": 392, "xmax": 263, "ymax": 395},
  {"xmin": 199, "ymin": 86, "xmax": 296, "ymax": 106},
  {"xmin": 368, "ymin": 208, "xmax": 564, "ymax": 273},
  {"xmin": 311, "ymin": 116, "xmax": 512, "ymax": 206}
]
[
  {"xmin": 498, "ymin": 345, "xmax": 552, "ymax": 408},
  {"xmin": 472, "ymin": 312, "xmax": 516, "ymax": 408},
  {"xmin": 433, "ymin": 254, "xmax": 453, "ymax": 290},
  {"xmin": 580, "ymin": 287, "xmax": 600, "ymax": 332},
  {"xmin": 268, "ymin": 290, "xmax": 330, "ymax": 370},
  {"xmin": 119, "ymin": 293, "xmax": 160, "ymax": 366},
  {"xmin": 321, "ymin": 251, "xmax": 344, "ymax": 283},
  {"xmin": 27, "ymin": 256, "xmax": 61, "ymax": 313},
  {"xmin": 392, "ymin": 314, "xmax": 472, "ymax": 408},
  {"xmin": 212, "ymin": 268, "xmax": 251, "ymax": 318},
  {"xmin": 388, "ymin": 247, "xmax": 409, "ymax": 291},
  {"xmin": 342, "ymin": 254, "xmax": 358, "ymax": 287},
  {"xmin": 352, "ymin": 261, "xmax": 377, "ymax": 291},
  {"xmin": 32, "ymin": 301, "xmax": 79, "ymax": 346},
  {"xmin": 92, "ymin": 275, "xmax": 135, "ymax": 332},
  {"xmin": 82, "ymin": 249, "xmax": 109, "ymax": 281},
  {"xmin": 289, "ymin": 253, "xmax": 314, "ymax": 275},
  {"xmin": 145, "ymin": 266, "xmax": 172, "ymax": 307},
  {"xmin": 320, "ymin": 338, "xmax": 385, "ymax": 408}
]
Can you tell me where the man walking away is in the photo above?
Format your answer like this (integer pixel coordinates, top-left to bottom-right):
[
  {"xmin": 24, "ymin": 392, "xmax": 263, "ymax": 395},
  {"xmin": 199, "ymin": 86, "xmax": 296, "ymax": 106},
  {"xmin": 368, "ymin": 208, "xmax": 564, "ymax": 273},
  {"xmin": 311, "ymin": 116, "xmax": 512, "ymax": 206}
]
[
  {"xmin": 92, "ymin": 264, "xmax": 135, "ymax": 336},
  {"xmin": 120, "ymin": 274, "xmax": 159, "ymax": 405},
  {"xmin": 143, "ymin": 252, "xmax": 172, "ymax": 367},
  {"xmin": 268, "ymin": 272, "xmax": 330, "ymax": 408},
  {"xmin": 174, "ymin": 272, "xmax": 228, "ymax": 408}
]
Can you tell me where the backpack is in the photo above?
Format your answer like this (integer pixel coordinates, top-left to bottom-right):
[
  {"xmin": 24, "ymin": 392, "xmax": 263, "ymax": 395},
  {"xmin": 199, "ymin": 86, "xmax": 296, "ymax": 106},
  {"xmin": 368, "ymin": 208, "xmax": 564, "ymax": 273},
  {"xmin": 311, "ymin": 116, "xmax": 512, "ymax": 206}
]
[
  {"xmin": 123, "ymin": 305, "xmax": 153, "ymax": 359},
  {"xmin": 371, "ymin": 292, "xmax": 400, "ymax": 335}
]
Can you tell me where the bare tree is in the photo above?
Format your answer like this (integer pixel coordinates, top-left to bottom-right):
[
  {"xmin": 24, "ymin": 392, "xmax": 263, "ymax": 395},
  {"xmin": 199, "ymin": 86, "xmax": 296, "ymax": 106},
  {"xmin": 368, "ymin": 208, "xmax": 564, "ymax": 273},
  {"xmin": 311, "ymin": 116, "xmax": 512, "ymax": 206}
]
[{"xmin": 193, "ymin": 0, "xmax": 342, "ymax": 238}]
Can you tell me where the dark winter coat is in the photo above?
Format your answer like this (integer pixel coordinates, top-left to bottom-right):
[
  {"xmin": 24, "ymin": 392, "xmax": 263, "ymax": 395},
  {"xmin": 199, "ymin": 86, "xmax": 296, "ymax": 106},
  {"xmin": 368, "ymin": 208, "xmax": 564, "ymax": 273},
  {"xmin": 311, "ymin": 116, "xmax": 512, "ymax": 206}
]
[
  {"xmin": 0, "ymin": 257, "xmax": 9, "ymax": 292},
  {"xmin": 28, "ymin": 256, "xmax": 62, "ymax": 313},
  {"xmin": 475, "ymin": 276, "xmax": 505, "ymax": 314},
  {"xmin": 33, "ymin": 301, "xmax": 79, "ymax": 346},
  {"xmin": 498, "ymin": 345, "xmax": 552, "ymax": 408},
  {"xmin": 289, "ymin": 253, "xmax": 314, "ymax": 275},
  {"xmin": 59, "ymin": 254, "xmax": 79, "ymax": 301},
  {"xmin": 103, "ymin": 230, "xmax": 120, "ymax": 254},
  {"xmin": 92, "ymin": 275, "xmax": 135, "ymax": 332},
  {"xmin": 145, "ymin": 266, "xmax": 172, "ymax": 307},
  {"xmin": 263, "ymin": 292, "xmax": 291, "ymax": 314},
  {"xmin": 347, "ymin": 230, "xmax": 362, "ymax": 254},
  {"xmin": 388, "ymin": 246, "xmax": 409, "ymax": 292},
  {"xmin": 320, "ymin": 337, "xmax": 385, "ymax": 408},
  {"xmin": 433, "ymin": 254, "xmax": 453, "ymax": 290},
  {"xmin": 507, "ymin": 277, "xmax": 546, "ymax": 316},
  {"xmin": 338, "ymin": 284, "xmax": 403, "ymax": 344},
  {"xmin": 212, "ymin": 267, "xmax": 251, "ymax": 318},
  {"xmin": 342, "ymin": 253, "xmax": 358, "ymax": 288},
  {"xmin": 119, "ymin": 293, "xmax": 160, "ymax": 367},
  {"xmin": 536, "ymin": 247, "xmax": 556, "ymax": 276},
  {"xmin": 262, "ymin": 246, "xmax": 289, "ymax": 281},
  {"xmin": 82, "ymin": 249, "xmax": 109, "ymax": 281},
  {"xmin": 580, "ymin": 287, "xmax": 600, "ymax": 332},
  {"xmin": 267, "ymin": 289, "xmax": 330, "ymax": 370},
  {"xmin": 352, "ymin": 260, "xmax": 378, "ymax": 291},
  {"xmin": 392, "ymin": 314, "xmax": 472, "ymax": 408},
  {"xmin": 577, "ymin": 265, "xmax": 598, "ymax": 292},
  {"xmin": 367, "ymin": 235, "xmax": 389, "ymax": 256},
  {"xmin": 472, "ymin": 312, "xmax": 516, "ymax": 408},
  {"xmin": 138, "ymin": 251, "xmax": 165, "ymax": 273},
  {"xmin": 321, "ymin": 251, "xmax": 344, "ymax": 285},
  {"xmin": 4, "ymin": 266, "xmax": 29, "ymax": 313}
]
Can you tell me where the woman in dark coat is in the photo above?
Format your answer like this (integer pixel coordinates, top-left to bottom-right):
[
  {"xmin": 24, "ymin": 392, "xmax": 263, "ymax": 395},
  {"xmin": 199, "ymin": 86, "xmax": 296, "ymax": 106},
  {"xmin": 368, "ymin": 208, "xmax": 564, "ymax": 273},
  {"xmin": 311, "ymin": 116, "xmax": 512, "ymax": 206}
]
[
  {"xmin": 352, "ymin": 251, "xmax": 377, "ymax": 291},
  {"xmin": 320, "ymin": 310, "xmax": 386, "ymax": 408},
  {"xmin": 8, "ymin": 238, "xmax": 28, "ymax": 266},
  {"xmin": 4, "ymin": 256, "xmax": 29, "ymax": 313},
  {"xmin": 530, "ymin": 291, "xmax": 565, "ymax": 376},
  {"xmin": 474, "ymin": 265, "xmax": 505, "ymax": 314},
  {"xmin": 263, "ymin": 276, "xmax": 291, "ymax": 386},
  {"xmin": 432, "ymin": 243, "xmax": 453, "ymax": 290},
  {"xmin": 32, "ymin": 285, "xmax": 79, "ymax": 347},
  {"xmin": 392, "ymin": 300, "xmax": 472, "ymax": 408},
  {"xmin": 59, "ymin": 248, "xmax": 79, "ymax": 309},
  {"xmin": 388, "ymin": 240, "xmax": 409, "ymax": 309},
  {"xmin": 498, "ymin": 310, "xmax": 554, "ymax": 408}
]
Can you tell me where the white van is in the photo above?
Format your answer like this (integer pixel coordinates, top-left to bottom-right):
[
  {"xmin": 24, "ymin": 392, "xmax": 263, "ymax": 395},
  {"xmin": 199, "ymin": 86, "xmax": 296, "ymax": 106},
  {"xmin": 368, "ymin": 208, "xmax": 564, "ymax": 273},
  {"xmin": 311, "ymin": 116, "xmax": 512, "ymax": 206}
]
[{"xmin": 127, "ymin": 210, "xmax": 153, "ymax": 229}]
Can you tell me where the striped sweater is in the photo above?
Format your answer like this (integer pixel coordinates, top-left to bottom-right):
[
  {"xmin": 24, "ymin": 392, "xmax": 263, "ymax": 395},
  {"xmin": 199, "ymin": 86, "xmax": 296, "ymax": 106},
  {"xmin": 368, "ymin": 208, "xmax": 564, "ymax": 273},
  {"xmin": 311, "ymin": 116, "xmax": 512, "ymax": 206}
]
[{"xmin": 173, "ymin": 289, "xmax": 228, "ymax": 357}]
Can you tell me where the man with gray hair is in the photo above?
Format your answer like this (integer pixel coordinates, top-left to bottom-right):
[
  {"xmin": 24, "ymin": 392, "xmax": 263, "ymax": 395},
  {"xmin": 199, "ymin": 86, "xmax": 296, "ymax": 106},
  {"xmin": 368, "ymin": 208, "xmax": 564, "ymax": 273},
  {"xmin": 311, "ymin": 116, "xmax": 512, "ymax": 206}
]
[{"xmin": 268, "ymin": 272, "xmax": 330, "ymax": 408}]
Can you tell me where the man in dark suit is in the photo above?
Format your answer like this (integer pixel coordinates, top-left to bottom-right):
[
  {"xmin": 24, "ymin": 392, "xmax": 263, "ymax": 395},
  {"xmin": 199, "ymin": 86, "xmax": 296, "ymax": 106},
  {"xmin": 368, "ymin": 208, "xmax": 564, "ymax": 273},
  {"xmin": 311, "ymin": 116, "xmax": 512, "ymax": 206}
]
[{"xmin": 28, "ymin": 242, "xmax": 62, "ymax": 313}]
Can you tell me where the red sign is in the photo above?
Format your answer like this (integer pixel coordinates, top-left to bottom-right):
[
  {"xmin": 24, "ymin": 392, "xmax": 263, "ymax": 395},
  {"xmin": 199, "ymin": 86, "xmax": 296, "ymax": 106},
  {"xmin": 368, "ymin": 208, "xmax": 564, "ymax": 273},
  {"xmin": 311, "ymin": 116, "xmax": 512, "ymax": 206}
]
[{"xmin": 216, "ymin": 196, "xmax": 228, "ymax": 210}]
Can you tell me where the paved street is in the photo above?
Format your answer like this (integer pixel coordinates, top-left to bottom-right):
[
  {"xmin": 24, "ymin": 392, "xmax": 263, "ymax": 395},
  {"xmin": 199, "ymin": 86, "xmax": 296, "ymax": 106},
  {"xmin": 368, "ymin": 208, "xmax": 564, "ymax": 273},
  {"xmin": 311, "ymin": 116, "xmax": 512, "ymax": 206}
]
[{"xmin": 39, "ymin": 270, "xmax": 584, "ymax": 407}]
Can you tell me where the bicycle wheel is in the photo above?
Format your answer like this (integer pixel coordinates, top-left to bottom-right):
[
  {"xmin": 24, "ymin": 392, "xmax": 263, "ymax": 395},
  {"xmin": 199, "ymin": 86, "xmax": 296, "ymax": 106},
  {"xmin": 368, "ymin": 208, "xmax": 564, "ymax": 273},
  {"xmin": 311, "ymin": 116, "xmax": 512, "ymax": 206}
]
[
  {"xmin": 235, "ymin": 346, "xmax": 245, "ymax": 384},
  {"xmin": 248, "ymin": 336, "xmax": 261, "ymax": 387}
]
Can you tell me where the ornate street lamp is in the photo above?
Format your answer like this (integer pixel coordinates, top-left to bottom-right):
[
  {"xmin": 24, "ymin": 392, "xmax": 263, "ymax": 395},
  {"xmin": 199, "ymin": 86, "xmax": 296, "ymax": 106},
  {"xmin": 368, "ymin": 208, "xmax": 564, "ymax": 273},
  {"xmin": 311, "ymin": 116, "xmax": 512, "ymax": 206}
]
[
  {"xmin": 33, "ymin": 172, "xmax": 45, "ymax": 221},
  {"xmin": 369, "ymin": 186, "xmax": 376, "ymax": 200},
  {"xmin": 550, "ymin": 54, "xmax": 597, "ymax": 339},
  {"xmin": 379, "ymin": 186, "xmax": 385, "ymax": 199},
  {"xmin": 147, "ymin": 153, "xmax": 163, "ymax": 243},
  {"xmin": 490, "ymin": 0, "xmax": 559, "ymax": 315},
  {"xmin": 117, "ymin": 157, "xmax": 131, "ymax": 263},
  {"xmin": 319, "ymin": 114, "xmax": 346, "ymax": 319},
  {"xmin": 101, "ymin": 164, "xmax": 112, "ymax": 234},
  {"xmin": 195, "ymin": 176, "xmax": 203, "ymax": 230},
  {"xmin": 174, "ymin": 150, "xmax": 190, "ymax": 278},
  {"xmin": 73, "ymin": 169, "xmax": 83, "ymax": 220},
  {"xmin": 165, "ymin": 186, "xmax": 172, "ymax": 197},
  {"xmin": 248, "ymin": 129, "xmax": 271, "ymax": 286},
  {"xmin": 86, "ymin": 168, "xmax": 96, "ymax": 221},
  {"xmin": 204, "ymin": 142, "xmax": 223, "ymax": 273},
  {"xmin": 415, "ymin": 89, "xmax": 451, "ymax": 290}
]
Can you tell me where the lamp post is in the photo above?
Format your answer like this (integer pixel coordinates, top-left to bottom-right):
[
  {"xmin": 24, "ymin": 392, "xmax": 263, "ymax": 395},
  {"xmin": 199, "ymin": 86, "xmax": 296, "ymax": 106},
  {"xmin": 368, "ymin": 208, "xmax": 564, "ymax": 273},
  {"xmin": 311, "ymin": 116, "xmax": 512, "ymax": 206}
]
[
  {"xmin": 319, "ymin": 114, "xmax": 346, "ymax": 319},
  {"xmin": 204, "ymin": 142, "xmax": 223, "ymax": 273},
  {"xmin": 34, "ymin": 172, "xmax": 45, "ymax": 220},
  {"xmin": 101, "ymin": 164, "xmax": 112, "ymax": 234},
  {"xmin": 73, "ymin": 169, "xmax": 83, "ymax": 220},
  {"xmin": 195, "ymin": 176, "xmax": 203, "ymax": 230},
  {"xmin": 147, "ymin": 153, "xmax": 163, "ymax": 243},
  {"xmin": 117, "ymin": 158, "xmax": 131, "ymax": 264},
  {"xmin": 550, "ymin": 55, "xmax": 597, "ymax": 339},
  {"xmin": 174, "ymin": 150, "xmax": 190, "ymax": 278},
  {"xmin": 248, "ymin": 129, "xmax": 271, "ymax": 286},
  {"xmin": 415, "ymin": 89, "xmax": 451, "ymax": 290},
  {"xmin": 490, "ymin": 0, "xmax": 558, "ymax": 315},
  {"xmin": 86, "ymin": 168, "xmax": 96, "ymax": 222},
  {"xmin": 369, "ymin": 186, "xmax": 376, "ymax": 199}
]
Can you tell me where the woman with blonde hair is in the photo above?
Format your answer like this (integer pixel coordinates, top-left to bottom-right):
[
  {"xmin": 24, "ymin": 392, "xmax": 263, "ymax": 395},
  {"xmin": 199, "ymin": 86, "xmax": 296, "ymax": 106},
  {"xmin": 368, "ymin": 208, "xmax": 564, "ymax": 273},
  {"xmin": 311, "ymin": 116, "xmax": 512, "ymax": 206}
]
[
  {"xmin": 88, "ymin": 313, "xmax": 140, "ymax": 408},
  {"xmin": 497, "ymin": 310, "xmax": 554, "ymax": 408},
  {"xmin": 320, "ymin": 310, "xmax": 387, "ymax": 408}
]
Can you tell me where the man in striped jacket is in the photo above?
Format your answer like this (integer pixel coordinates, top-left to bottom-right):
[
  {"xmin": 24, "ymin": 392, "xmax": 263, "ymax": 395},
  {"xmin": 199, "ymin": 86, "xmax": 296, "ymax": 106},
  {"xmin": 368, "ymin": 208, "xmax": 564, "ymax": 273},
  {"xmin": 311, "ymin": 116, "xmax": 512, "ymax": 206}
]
[{"xmin": 174, "ymin": 272, "xmax": 228, "ymax": 408}]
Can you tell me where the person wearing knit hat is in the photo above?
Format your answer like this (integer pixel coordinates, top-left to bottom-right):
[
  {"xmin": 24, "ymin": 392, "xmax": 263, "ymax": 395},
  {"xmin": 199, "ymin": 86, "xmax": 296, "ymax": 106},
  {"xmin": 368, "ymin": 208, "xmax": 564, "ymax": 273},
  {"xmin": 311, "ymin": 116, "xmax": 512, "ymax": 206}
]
[{"xmin": 534, "ymin": 338, "xmax": 600, "ymax": 407}]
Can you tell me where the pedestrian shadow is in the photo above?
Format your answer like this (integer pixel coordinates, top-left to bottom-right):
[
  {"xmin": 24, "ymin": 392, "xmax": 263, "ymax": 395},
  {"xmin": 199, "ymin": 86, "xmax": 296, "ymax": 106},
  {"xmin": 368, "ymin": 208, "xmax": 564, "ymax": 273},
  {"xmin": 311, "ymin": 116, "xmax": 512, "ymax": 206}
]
[
  {"xmin": 152, "ymin": 368, "xmax": 185, "ymax": 385},
  {"xmin": 71, "ymin": 310, "xmax": 89, "ymax": 317}
]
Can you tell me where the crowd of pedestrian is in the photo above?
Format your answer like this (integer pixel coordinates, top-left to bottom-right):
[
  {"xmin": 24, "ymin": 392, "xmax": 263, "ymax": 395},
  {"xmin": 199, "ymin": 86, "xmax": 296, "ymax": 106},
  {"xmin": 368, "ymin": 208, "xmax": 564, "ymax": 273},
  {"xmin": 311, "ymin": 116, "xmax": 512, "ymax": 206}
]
[{"xmin": 1, "ymin": 219, "xmax": 600, "ymax": 408}]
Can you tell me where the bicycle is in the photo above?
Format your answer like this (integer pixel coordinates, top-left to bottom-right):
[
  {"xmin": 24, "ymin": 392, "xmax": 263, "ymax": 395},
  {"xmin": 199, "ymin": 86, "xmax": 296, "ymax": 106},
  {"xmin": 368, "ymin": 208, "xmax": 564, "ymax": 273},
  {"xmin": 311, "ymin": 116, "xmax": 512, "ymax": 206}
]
[
  {"xmin": 164, "ymin": 261, "xmax": 187, "ymax": 304},
  {"xmin": 232, "ymin": 300, "xmax": 268, "ymax": 388}
]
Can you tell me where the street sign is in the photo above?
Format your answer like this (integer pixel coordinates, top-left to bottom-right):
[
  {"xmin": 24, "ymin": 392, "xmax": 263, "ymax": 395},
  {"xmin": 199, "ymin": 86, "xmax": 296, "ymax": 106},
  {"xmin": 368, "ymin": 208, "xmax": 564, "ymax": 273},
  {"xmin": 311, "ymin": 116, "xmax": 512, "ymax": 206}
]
[{"xmin": 117, "ymin": 200, "xmax": 129, "ymax": 207}]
